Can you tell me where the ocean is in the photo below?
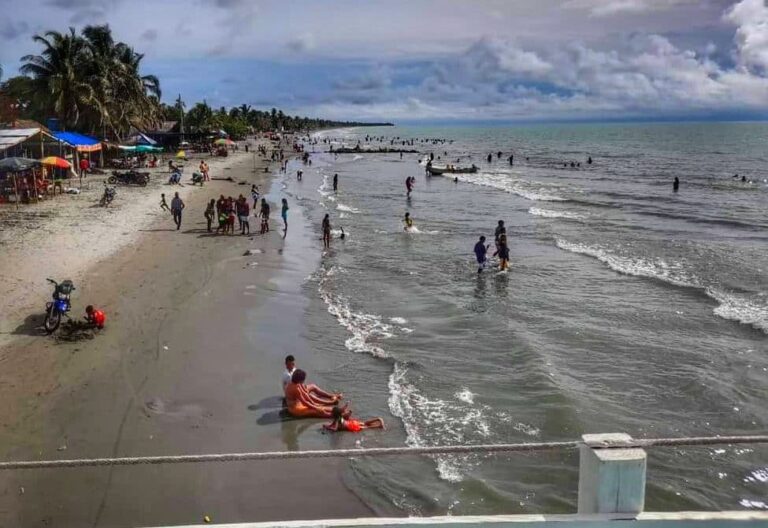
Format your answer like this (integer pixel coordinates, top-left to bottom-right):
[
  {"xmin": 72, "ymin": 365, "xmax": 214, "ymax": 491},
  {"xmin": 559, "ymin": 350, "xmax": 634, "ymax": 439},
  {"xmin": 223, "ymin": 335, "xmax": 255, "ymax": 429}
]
[{"xmin": 276, "ymin": 123, "xmax": 768, "ymax": 515}]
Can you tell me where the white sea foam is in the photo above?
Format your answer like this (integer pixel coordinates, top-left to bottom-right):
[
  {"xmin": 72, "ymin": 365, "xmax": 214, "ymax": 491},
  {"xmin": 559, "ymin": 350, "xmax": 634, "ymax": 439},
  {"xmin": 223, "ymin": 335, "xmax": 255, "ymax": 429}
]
[
  {"xmin": 388, "ymin": 364, "xmax": 498, "ymax": 482},
  {"xmin": 740, "ymin": 499, "xmax": 768, "ymax": 509},
  {"xmin": 337, "ymin": 203, "xmax": 360, "ymax": 213},
  {"xmin": 529, "ymin": 207, "xmax": 585, "ymax": 220},
  {"xmin": 352, "ymin": 154, "xmax": 364, "ymax": 161},
  {"xmin": 339, "ymin": 212, "xmax": 348, "ymax": 219},
  {"xmin": 744, "ymin": 468, "xmax": 768, "ymax": 483},
  {"xmin": 455, "ymin": 388, "xmax": 475, "ymax": 404},
  {"xmin": 555, "ymin": 238, "xmax": 768, "ymax": 334},
  {"xmin": 389, "ymin": 317, "xmax": 408, "ymax": 324},
  {"xmin": 457, "ymin": 172, "xmax": 566, "ymax": 202}
]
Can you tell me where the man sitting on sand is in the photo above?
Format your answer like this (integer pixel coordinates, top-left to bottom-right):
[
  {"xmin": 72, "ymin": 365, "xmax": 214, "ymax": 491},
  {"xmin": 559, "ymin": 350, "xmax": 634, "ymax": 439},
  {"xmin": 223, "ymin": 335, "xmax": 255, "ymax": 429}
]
[
  {"xmin": 282, "ymin": 355, "xmax": 297, "ymax": 392},
  {"xmin": 284, "ymin": 369, "xmax": 345, "ymax": 419}
]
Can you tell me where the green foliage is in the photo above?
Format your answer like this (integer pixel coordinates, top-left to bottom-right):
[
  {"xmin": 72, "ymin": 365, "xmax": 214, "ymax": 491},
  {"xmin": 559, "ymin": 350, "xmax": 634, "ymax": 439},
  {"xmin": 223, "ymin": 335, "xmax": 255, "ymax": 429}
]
[{"xmin": 16, "ymin": 24, "xmax": 161, "ymax": 139}]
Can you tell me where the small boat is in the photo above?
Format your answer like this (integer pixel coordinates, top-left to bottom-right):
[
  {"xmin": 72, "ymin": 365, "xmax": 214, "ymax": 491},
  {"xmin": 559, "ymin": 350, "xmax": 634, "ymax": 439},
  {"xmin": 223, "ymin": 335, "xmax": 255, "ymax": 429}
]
[{"xmin": 426, "ymin": 164, "xmax": 478, "ymax": 175}]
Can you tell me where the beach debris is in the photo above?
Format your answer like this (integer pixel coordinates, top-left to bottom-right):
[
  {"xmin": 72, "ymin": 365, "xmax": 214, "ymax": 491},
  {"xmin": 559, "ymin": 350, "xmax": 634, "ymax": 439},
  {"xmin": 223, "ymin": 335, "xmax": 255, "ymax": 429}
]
[
  {"xmin": 57, "ymin": 445, "xmax": 67, "ymax": 451},
  {"xmin": 163, "ymin": 345, "xmax": 169, "ymax": 350},
  {"xmin": 54, "ymin": 320, "xmax": 96, "ymax": 342},
  {"xmin": 203, "ymin": 515, "xmax": 212, "ymax": 523},
  {"xmin": 243, "ymin": 249, "xmax": 262, "ymax": 256},
  {"xmin": 19, "ymin": 487, "xmax": 24, "ymax": 495}
]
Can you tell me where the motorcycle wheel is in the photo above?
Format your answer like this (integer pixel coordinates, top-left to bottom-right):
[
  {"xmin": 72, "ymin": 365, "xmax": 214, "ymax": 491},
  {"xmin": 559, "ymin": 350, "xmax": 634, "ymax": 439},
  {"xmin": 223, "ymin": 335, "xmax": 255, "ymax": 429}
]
[
  {"xmin": 44, "ymin": 308, "xmax": 61, "ymax": 334},
  {"xmin": 107, "ymin": 176, "xmax": 117, "ymax": 184}
]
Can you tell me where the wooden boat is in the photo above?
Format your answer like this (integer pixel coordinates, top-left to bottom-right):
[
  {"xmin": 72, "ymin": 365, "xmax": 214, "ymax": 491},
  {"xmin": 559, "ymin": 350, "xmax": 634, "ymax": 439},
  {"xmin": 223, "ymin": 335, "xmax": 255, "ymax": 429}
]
[{"xmin": 426, "ymin": 164, "xmax": 478, "ymax": 175}]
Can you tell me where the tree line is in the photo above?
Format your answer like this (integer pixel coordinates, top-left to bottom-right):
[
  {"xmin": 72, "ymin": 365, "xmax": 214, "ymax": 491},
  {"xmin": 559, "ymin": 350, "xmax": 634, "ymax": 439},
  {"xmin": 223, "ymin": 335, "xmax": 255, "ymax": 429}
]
[{"xmin": 0, "ymin": 25, "xmax": 391, "ymax": 141}]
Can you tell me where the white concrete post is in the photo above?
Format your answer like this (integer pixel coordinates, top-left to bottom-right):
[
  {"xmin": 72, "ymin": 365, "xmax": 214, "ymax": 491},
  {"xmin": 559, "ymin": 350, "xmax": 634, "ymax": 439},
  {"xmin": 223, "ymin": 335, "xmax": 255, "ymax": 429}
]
[{"xmin": 577, "ymin": 433, "xmax": 646, "ymax": 516}]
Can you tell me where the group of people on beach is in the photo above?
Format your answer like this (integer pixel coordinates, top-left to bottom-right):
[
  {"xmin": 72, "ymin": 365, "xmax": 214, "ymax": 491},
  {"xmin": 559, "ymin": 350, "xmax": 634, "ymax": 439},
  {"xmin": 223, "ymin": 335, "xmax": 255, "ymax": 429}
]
[{"xmin": 281, "ymin": 355, "xmax": 384, "ymax": 432}]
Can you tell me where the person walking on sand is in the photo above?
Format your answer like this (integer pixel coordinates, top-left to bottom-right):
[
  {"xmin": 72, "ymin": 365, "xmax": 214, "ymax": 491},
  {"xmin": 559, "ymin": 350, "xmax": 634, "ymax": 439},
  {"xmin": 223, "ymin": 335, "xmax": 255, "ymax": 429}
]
[
  {"xmin": 281, "ymin": 198, "xmax": 289, "ymax": 232},
  {"xmin": 322, "ymin": 213, "xmax": 331, "ymax": 249},
  {"xmin": 260, "ymin": 198, "xmax": 271, "ymax": 234},
  {"xmin": 204, "ymin": 199, "xmax": 215, "ymax": 233},
  {"xmin": 238, "ymin": 196, "xmax": 250, "ymax": 235},
  {"xmin": 333, "ymin": 173, "xmax": 338, "ymax": 192},
  {"xmin": 251, "ymin": 185, "xmax": 260, "ymax": 209},
  {"xmin": 170, "ymin": 192, "xmax": 185, "ymax": 230},
  {"xmin": 160, "ymin": 193, "xmax": 170, "ymax": 213}
]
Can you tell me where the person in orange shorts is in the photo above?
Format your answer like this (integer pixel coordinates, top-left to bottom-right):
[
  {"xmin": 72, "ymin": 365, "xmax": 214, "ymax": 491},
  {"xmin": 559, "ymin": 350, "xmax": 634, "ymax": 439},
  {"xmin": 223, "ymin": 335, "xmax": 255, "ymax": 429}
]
[
  {"xmin": 284, "ymin": 369, "xmax": 345, "ymax": 419},
  {"xmin": 323, "ymin": 405, "xmax": 384, "ymax": 433},
  {"xmin": 85, "ymin": 305, "xmax": 106, "ymax": 329}
]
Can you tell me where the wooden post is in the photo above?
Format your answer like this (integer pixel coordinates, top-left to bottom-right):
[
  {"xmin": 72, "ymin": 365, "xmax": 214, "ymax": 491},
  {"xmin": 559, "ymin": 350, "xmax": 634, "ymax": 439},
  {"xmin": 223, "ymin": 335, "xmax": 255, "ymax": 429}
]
[
  {"xmin": 577, "ymin": 433, "xmax": 646, "ymax": 516},
  {"xmin": 12, "ymin": 173, "xmax": 19, "ymax": 210}
]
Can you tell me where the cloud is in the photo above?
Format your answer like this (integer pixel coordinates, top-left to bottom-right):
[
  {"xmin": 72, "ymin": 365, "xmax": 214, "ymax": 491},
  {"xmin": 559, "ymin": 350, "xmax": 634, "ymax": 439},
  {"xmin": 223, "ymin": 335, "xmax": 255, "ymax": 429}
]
[
  {"xmin": 286, "ymin": 33, "xmax": 316, "ymax": 53},
  {"xmin": 0, "ymin": 20, "xmax": 29, "ymax": 40},
  {"xmin": 564, "ymin": 0, "xmax": 701, "ymax": 17},
  {"xmin": 725, "ymin": 0, "xmax": 768, "ymax": 73},
  {"xmin": 141, "ymin": 29, "xmax": 158, "ymax": 42}
]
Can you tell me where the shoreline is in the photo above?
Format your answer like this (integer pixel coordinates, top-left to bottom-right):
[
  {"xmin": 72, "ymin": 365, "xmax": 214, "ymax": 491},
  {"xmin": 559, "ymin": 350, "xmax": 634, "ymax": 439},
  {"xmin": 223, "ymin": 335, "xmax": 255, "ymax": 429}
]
[{"xmin": 0, "ymin": 141, "xmax": 374, "ymax": 526}]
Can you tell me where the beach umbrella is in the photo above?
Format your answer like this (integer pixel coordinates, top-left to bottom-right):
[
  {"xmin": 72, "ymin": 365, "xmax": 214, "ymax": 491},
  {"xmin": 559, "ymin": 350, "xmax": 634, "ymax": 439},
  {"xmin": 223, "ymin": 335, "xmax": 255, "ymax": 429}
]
[
  {"xmin": 41, "ymin": 156, "xmax": 72, "ymax": 169},
  {"xmin": 0, "ymin": 157, "xmax": 40, "ymax": 172},
  {"xmin": 213, "ymin": 138, "xmax": 228, "ymax": 146}
]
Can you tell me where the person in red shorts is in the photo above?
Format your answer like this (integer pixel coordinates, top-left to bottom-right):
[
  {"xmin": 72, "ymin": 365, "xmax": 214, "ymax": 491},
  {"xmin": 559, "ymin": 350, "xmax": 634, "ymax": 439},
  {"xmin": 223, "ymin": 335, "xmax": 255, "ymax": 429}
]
[
  {"xmin": 323, "ymin": 405, "xmax": 384, "ymax": 433},
  {"xmin": 85, "ymin": 305, "xmax": 106, "ymax": 329}
]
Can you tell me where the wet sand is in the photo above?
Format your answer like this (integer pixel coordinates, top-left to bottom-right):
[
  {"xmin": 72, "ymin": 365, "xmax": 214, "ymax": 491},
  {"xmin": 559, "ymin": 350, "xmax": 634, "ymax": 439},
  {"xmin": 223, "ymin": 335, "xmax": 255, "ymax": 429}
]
[{"xmin": 0, "ymin": 147, "xmax": 372, "ymax": 526}]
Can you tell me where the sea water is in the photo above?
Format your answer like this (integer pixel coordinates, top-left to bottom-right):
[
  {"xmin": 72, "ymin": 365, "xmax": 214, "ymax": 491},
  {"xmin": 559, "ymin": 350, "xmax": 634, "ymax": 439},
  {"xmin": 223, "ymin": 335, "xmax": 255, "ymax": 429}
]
[{"xmin": 278, "ymin": 122, "xmax": 768, "ymax": 516}]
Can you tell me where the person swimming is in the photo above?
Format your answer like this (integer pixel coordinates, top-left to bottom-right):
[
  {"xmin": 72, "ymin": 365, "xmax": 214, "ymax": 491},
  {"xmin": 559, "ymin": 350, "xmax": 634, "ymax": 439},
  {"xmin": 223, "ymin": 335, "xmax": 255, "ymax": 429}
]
[{"xmin": 403, "ymin": 212, "xmax": 413, "ymax": 231}]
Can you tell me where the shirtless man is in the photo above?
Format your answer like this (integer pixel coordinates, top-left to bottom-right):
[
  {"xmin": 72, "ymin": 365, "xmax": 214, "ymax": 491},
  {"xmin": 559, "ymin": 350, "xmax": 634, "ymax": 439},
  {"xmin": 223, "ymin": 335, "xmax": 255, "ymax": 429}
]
[{"xmin": 284, "ymin": 369, "xmax": 346, "ymax": 419}]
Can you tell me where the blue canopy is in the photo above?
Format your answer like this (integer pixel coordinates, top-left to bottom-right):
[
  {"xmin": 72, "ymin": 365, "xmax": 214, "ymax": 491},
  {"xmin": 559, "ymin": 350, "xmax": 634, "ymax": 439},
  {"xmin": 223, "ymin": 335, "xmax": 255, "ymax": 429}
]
[{"xmin": 52, "ymin": 131, "xmax": 102, "ymax": 152}]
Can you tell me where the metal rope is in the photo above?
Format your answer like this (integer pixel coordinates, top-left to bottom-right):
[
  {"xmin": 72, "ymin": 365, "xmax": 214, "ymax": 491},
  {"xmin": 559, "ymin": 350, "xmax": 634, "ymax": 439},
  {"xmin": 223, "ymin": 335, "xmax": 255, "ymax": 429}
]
[{"xmin": 0, "ymin": 435, "xmax": 766, "ymax": 471}]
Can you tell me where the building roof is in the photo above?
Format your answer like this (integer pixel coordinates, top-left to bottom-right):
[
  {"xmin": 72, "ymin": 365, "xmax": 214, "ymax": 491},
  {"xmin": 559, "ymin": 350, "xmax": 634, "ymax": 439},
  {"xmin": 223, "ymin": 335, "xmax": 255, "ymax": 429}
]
[{"xmin": 0, "ymin": 128, "xmax": 41, "ymax": 152}]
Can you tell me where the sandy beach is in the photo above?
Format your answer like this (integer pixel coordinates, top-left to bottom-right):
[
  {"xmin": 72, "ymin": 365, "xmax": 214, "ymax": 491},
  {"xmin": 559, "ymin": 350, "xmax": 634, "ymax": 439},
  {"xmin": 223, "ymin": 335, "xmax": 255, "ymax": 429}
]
[{"xmin": 0, "ymin": 142, "xmax": 373, "ymax": 526}]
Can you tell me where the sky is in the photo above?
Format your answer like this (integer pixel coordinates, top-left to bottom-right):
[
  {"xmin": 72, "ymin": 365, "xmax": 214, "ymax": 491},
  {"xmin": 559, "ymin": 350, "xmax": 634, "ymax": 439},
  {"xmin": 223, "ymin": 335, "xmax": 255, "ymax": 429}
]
[{"xmin": 0, "ymin": 0, "xmax": 767, "ymax": 122}]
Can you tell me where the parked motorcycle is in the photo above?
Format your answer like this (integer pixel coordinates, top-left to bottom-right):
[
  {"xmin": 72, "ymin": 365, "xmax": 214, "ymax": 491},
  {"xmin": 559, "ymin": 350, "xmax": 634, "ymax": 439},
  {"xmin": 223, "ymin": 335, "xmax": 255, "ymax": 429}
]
[
  {"xmin": 100, "ymin": 181, "xmax": 116, "ymax": 207},
  {"xmin": 44, "ymin": 278, "xmax": 74, "ymax": 333},
  {"xmin": 108, "ymin": 170, "xmax": 150, "ymax": 186}
]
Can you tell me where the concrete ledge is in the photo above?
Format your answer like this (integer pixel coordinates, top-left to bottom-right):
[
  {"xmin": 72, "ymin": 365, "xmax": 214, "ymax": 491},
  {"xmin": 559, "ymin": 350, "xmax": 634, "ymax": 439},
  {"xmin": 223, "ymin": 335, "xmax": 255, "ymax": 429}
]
[{"xmin": 146, "ymin": 511, "xmax": 768, "ymax": 528}]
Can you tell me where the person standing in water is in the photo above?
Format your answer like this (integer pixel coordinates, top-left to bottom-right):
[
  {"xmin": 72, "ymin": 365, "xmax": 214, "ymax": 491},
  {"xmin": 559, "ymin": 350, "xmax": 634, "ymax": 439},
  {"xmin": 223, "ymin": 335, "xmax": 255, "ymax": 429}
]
[
  {"xmin": 474, "ymin": 236, "xmax": 489, "ymax": 274},
  {"xmin": 322, "ymin": 214, "xmax": 331, "ymax": 249},
  {"xmin": 281, "ymin": 198, "xmax": 289, "ymax": 232},
  {"xmin": 508, "ymin": 154, "xmax": 514, "ymax": 166},
  {"xmin": 494, "ymin": 234, "xmax": 510, "ymax": 271},
  {"xmin": 406, "ymin": 176, "xmax": 414, "ymax": 198},
  {"xmin": 494, "ymin": 220, "xmax": 506, "ymax": 250},
  {"xmin": 333, "ymin": 173, "xmax": 338, "ymax": 192},
  {"xmin": 403, "ymin": 212, "xmax": 413, "ymax": 231},
  {"xmin": 673, "ymin": 177, "xmax": 680, "ymax": 192}
]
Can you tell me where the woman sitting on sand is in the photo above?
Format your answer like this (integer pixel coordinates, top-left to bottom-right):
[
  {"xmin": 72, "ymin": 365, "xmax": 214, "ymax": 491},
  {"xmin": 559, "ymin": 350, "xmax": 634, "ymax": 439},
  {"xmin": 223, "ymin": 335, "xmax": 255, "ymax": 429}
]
[
  {"xmin": 285, "ymin": 369, "xmax": 345, "ymax": 419},
  {"xmin": 323, "ymin": 405, "xmax": 384, "ymax": 433}
]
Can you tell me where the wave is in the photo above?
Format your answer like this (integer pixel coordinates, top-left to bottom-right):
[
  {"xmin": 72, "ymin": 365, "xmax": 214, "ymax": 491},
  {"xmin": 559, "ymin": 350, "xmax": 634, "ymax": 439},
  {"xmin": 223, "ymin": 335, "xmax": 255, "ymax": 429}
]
[
  {"xmin": 529, "ymin": 207, "xmax": 585, "ymax": 220},
  {"xmin": 457, "ymin": 172, "xmax": 567, "ymax": 202},
  {"xmin": 337, "ymin": 203, "xmax": 360, "ymax": 213},
  {"xmin": 555, "ymin": 238, "xmax": 768, "ymax": 334}
]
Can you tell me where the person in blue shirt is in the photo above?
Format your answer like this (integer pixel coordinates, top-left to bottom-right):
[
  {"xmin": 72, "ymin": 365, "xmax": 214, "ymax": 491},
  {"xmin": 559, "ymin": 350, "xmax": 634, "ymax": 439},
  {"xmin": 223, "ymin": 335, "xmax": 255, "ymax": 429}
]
[{"xmin": 474, "ymin": 236, "xmax": 489, "ymax": 274}]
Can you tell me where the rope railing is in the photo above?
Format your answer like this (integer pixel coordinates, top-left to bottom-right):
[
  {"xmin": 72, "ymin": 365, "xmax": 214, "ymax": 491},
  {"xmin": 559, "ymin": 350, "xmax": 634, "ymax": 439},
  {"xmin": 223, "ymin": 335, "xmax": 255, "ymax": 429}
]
[{"xmin": 1, "ymin": 435, "xmax": 766, "ymax": 471}]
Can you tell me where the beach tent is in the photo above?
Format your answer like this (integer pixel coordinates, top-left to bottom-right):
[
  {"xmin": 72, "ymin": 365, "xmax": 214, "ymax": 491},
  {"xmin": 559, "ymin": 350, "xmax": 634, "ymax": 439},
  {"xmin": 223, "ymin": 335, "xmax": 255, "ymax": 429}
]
[
  {"xmin": 118, "ymin": 145, "xmax": 163, "ymax": 153},
  {"xmin": 123, "ymin": 132, "xmax": 158, "ymax": 146},
  {"xmin": 0, "ymin": 157, "xmax": 42, "ymax": 209},
  {"xmin": 51, "ymin": 131, "xmax": 101, "ymax": 153}
]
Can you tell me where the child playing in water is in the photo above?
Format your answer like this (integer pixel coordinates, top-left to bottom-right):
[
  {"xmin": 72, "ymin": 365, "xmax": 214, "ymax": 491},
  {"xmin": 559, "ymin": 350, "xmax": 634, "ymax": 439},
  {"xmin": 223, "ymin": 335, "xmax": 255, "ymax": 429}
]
[
  {"xmin": 403, "ymin": 212, "xmax": 413, "ymax": 231},
  {"xmin": 494, "ymin": 234, "xmax": 510, "ymax": 271},
  {"xmin": 323, "ymin": 405, "xmax": 384, "ymax": 433}
]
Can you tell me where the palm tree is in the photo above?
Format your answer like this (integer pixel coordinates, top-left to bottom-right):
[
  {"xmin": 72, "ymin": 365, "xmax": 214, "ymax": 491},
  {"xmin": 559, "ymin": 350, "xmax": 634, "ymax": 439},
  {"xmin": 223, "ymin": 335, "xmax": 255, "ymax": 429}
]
[{"xmin": 20, "ymin": 28, "xmax": 93, "ymax": 129}]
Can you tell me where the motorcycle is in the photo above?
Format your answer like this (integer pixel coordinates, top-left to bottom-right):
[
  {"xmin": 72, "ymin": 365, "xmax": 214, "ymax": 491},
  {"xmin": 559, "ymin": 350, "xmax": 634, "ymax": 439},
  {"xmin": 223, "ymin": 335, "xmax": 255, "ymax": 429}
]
[
  {"xmin": 100, "ymin": 181, "xmax": 116, "ymax": 207},
  {"xmin": 44, "ymin": 278, "xmax": 74, "ymax": 333},
  {"xmin": 108, "ymin": 170, "xmax": 150, "ymax": 186}
]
